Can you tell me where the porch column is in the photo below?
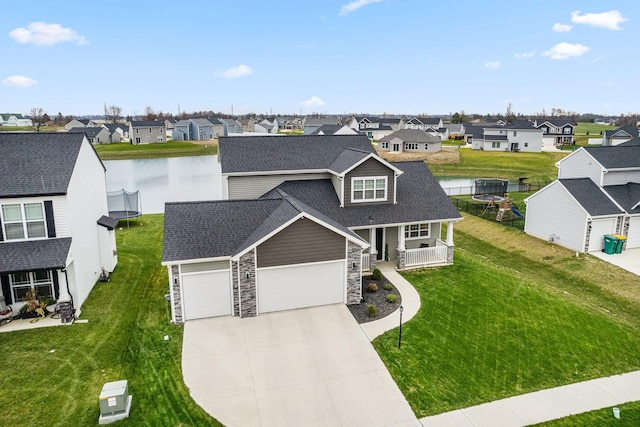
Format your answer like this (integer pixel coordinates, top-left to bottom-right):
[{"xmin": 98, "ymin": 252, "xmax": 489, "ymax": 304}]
[
  {"xmin": 369, "ymin": 228, "xmax": 377, "ymax": 271},
  {"xmin": 398, "ymin": 225, "xmax": 406, "ymax": 250},
  {"xmin": 396, "ymin": 225, "xmax": 406, "ymax": 270},
  {"xmin": 446, "ymin": 221, "xmax": 455, "ymax": 246}
]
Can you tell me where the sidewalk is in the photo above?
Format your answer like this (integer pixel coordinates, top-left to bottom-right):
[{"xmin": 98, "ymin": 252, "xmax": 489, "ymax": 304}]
[{"xmin": 420, "ymin": 370, "xmax": 640, "ymax": 426}]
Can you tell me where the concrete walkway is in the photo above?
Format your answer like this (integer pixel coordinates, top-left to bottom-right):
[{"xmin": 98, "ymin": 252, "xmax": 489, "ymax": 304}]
[
  {"xmin": 420, "ymin": 370, "xmax": 640, "ymax": 426},
  {"xmin": 359, "ymin": 262, "xmax": 421, "ymax": 341},
  {"xmin": 590, "ymin": 247, "xmax": 640, "ymax": 276}
]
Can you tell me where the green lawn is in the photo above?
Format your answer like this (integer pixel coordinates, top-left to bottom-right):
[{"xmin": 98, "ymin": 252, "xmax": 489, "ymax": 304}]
[
  {"xmin": 429, "ymin": 148, "xmax": 566, "ymax": 182},
  {"xmin": 575, "ymin": 122, "xmax": 616, "ymax": 136},
  {"xmin": 0, "ymin": 215, "xmax": 221, "ymax": 426},
  {"xmin": 94, "ymin": 141, "xmax": 217, "ymax": 160},
  {"xmin": 535, "ymin": 402, "xmax": 640, "ymax": 426},
  {"xmin": 374, "ymin": 215, "xmax": 640, "ymax": 418}
]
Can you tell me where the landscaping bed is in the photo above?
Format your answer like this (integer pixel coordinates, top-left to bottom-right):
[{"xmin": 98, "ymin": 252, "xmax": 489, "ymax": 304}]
[{"xmin": 348, "ymin": 272, "xmax": 402, "ymax": 323}]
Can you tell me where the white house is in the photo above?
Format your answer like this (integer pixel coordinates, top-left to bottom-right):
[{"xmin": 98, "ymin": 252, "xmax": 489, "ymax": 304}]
[
  {"xmin": 471, "ymin": 122, "xmax": 543, "ymax": 152},
  {"xmin": 0, "ymin": 133, "xmax": 117, "ymax": 319},
  {"xmin": 0, "ymin": 113, "xmax": 32, "ymax": 127}
]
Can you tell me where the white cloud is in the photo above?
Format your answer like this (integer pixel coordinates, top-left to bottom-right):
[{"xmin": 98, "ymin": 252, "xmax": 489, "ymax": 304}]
[
  {"xmin": 2, "ymin": 75, "xmax": 37, "ymax": 87},
  {"xmin": 220, "ymin": 65, "xmax": 253, "ymax": 78},
  {"xmin": 484, "ymin": 61, "xmax": 500, "ymax": 70},
  {"xmin": 542, "ymin": 42, "xmax": 589, "ymax": 60},
  {"xmin": 571, "ymin": 10, "xmax": 628, "ymax": 30},
  {"xmin": 301, "ymin": 96, "xmax": 326, "ymax": 107},
  {"xmin": 9, "ymin": 22, "xmax": 87, "ymax": 46},
  {"xmin": 514, "ymin": 51, "xmax": 535, "ymax": 59},
  {"xmin": 553, "ymin": 23, "xmax": 573, "ymax": 32},
  {"xmin": 339, "ymin": 0, "xmax": 383, "ymax": 16}
]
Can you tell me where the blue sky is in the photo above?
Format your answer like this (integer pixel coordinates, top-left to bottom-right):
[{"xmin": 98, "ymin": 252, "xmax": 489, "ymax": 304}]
[{"xmin": 1, "ymin": 1, "xmax": 638, "ymax": 117}]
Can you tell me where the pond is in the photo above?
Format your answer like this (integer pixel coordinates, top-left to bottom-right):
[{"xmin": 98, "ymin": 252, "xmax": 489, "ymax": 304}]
[{"xmin": 104, "ymin": 156, "xmax": 222, "ymax": 214}]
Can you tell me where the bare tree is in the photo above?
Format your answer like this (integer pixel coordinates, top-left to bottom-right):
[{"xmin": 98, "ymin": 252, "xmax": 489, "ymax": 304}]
[
  {"xmin": 105, "ymin": 105, "xmax": 122, "ymax": 123},
  {"xmin": 143, "ymin": 106, "xmax": 158, "ymax": 121},
  {"xmin": 30, "ymin": 107, "xmax": 45, "ymax": 132}
]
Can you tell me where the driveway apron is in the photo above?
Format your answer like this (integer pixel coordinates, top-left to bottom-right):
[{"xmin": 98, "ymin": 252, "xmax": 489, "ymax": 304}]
[{"xmin": 182, "ymin": 304, "xmax": 419, "ymax": 427}]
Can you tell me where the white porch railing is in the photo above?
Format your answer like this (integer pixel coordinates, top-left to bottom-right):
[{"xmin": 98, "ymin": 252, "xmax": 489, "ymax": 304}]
[
  {"xmin": 361, "ymin": 253, "xmax": 371, "ymax": 272},
  {"xmin": 405, "ymin": 240, "xmax": 448, "ymax": 267}
]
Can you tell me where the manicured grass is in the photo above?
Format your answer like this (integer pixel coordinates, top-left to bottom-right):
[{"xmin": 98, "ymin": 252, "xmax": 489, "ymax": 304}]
[
  {"xmin": 575, "ymin": 122, "xmax": 616, "ymax": 136},
  {"xmin": 0, "ymin": 215, "xmax": 221, "ymax": 426},
  {"xmin": 428, "ymin": 148, "xmax": 566, "ymax": 182},
  {"xmin": 374, "ymin": 215, "xmax": 640, "ymax": 418},
  {"xmin": 535, "ymin": 401, "xmax": 640, "ymax": 426},
  {"xmin": 94, "ymin": 141, "xmax": 217, "ymax": 160}
]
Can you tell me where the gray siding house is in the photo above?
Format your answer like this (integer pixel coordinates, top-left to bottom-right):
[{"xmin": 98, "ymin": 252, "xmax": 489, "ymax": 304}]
[
  {"xmin": 68, "ymin": 126, "xmax": 113, "ymax": 144},
  {"xmin": 129, "ymin": 121, "xmax": 166, "ymax": 144},
  {"xmin": 162, "ymin": 135, "xmax": 461, "ymax": 322},
  {"xmin": 173, "ymin": 118, "xmax": 215, "ymax": 141},
  {"xmin": 378, "ymin": 129, "xmax": 442, "ymax": 153}
]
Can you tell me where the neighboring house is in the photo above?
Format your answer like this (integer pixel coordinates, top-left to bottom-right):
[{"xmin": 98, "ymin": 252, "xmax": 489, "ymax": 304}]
[
  {"xmin": 129, "ymin": 121, "xmax": 166, "ymax": 144},
  {"xmin": 64, "ymin": 118, "xmax": 98, "ymax": 130},
  {"xmin": 163, "ymin": 118, "xmax": 177, "ymax": 139},
  {"xmin": 602, "ymin": 125, "xmax": 639, "ymax": 146},
  {"xmin": 173, "ymin": 118, "xmax": 215, "ymax": 141},
  {"xmin": 0, "ymin": 133, "xmax": 118, "ymax": 318},
  {"xmin": 535, "ymin": 119, "xmax": 575, "ymax": 146},
  {"xmin": 67, "ymin": 127, "xmax": 113, "ymax": 145},
  {"xmin": 428, "ymin": 127, "xmax": 450, "ymax": 141},
  {"xmin": 101, "ymin": 124, "xmax": 126, "ymax": 143},
  {"xmin": 378, "ymin": 129, "xmax": 442, "ymax": 153},
  {"xmin": 238, "ymin": 118, "xmax": 256, "ymax": 133},
  {"xmin": 525, "ymin": 145, "xmax": 640, "ymax": 253},
  {"xmin": 277, "ymin": 116, "xmax": 303, "ymax": 130},
  {"xmin": 255, "ymin": 119, "xmax": 276, "ymax": 134},
  {"xmin": 0, "ymin": 113, "xmax": 32, "ymax": 127},
  {"xmin": 444, "ymin": 123, "xmax": 465, "ymax": 140},
  {"xmin": 310, "ymin": 124, "xmax": 358, "ymax": 136},
  {"xmin": 470, "ymin": 122, "xmax": 543, "ymax": 152},
  {"xmin": 303, "ymin": 117, "xmax": 339, "ymax": 135},
  {"xmin": 206, "ymin": 117, "xmax": 226, "ymax": 137},
  {"xmin": 162, "ymin": 135, "xmax": 462, "ymax": 322},
  {"xmin": 218, "ymin": 118, "xmax": 243, "ymax": 135},
  {"xmin": 404, "ymin": 117, "xmax": 444, "ymax": 131}
]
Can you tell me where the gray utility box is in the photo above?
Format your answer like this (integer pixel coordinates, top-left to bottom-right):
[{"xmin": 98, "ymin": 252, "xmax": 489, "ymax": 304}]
[{"xmin": 99, "ymin": 380, "xmax": 129, "ymax": 416}]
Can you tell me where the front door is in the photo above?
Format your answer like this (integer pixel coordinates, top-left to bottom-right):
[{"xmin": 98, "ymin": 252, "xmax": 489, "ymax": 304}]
[
  {"xmin": 376, "ymin": 228, "xmax": 384, "ymax": 260},
  {"xmin": 392, "ymin": 143, "xmax": 400, "ymax": 152}
]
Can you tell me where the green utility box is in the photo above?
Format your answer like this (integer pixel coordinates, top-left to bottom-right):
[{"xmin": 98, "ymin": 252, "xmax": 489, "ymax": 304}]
[
  {"xmin": 603, "ymin": 235, "xmax": 618, "ymax": 255},
  {"xmin": 613, "ymin": 234, "xmax": 627, "ymax": 254}
]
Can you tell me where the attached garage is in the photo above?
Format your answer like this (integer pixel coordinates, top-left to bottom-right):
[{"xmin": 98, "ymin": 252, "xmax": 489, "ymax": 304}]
[
  {"xmin": 181, "ymin": 262, "xmax": 232, "ymax": 320},
  {"xmin": 626, "ymin": 217, "xmax": 640, "ymax": 249},
  {"xmin": 587, "ymin": 218, "xmax": 618, "ymax": 252},
  {"xmin": 257, "ymin": 260, "xmax": 345, "ymax": 314}
]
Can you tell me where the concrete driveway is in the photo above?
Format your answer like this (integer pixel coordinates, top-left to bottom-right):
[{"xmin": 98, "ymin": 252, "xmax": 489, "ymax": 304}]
[{"xmin": 182, "ymin": 304, "xmax": 419, "ymax": 427}]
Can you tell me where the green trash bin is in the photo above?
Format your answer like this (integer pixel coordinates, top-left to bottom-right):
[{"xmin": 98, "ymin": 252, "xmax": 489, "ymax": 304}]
[
  {"xmin": 613, "ymin": 234, "xmax": 626, "ymax": 254},
  {"xmin": 603, "ymin": 235, "xmax": 618, "ymax": 255}
]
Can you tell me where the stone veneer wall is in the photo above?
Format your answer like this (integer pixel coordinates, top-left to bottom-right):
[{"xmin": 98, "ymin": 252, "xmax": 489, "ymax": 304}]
[
  {"xmin": 396, "ymin": 249, "xmax": 406, "ymax": 270},
  {"xmin": 171, "ymin": 265, "xmax": 183, "ymax": 323},
  {"xmin": 239, "ymin": 250, "xmax": 257, "ymax": 317},
  {"xmin": 369, "ymin": 253, "xmax": 377, "ymax": 272},
  {"xmin": 447, "ymin": 246, "xmax": 454, "ymax": 264},
  {"xmin": 232, "ymin": 260, "xmax": 240, "ymax": 316},
  {"xmin": 346, "ymin": 242, "xmax": 362, "ymax": 304}
]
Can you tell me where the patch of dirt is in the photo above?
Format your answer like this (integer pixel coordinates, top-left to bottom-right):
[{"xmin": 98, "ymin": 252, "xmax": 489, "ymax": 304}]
[
  {"xmin": 376, "ymin": 146, "xmax": 460, "ymax": 165},
  {"xmin": 347, "ymin": 274, "xmax": 402, "ymax": 323},
  {"xmin": 188, "ymin": 138, "xmax": 218, "ymax": 147}
]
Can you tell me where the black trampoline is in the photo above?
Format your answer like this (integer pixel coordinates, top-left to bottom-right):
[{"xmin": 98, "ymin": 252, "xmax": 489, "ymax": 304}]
[
  {"xmin": 472, "ymin": 178, "xmax": 508, "ymax": 202},
  {"xmin": 107, "ymin": 189, "xmax": 141, "ymax": 226}
]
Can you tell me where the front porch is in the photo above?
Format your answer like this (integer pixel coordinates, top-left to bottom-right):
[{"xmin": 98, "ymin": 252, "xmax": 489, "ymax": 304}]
[{"xmin": 358, "ymin": 220, "xmax": 457, "ymax": 272}]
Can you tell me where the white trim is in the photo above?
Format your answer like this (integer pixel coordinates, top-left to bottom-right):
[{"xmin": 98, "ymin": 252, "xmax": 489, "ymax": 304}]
[
  {"xmin": 161, "ymin": 256, "xmax": 231, "ymax": 266},
  {"xmin": 168, "ymin": 267, "xmax": 176, "ymax": 323},
  {"xmin": 256, "ymin": 258, "xmax": 346, "ymax": 271},
  {"xmin": 180, "ymin": 268, "xmax": 231, "ymax": 277},
  {"xmin": 338, "ymin": 152, "xmax": 403, "ymax": 177},
  {"xmin": 178, "ymin": 264, "xmax": 186, "ymax": 322},
  {"xmin": 349, "ymin": 217, "xmax": 462, "ymax": 231},
  {"xmin": 404, "ymin": 223, "xmax": 431, "ymax": 240},
  {"xmin": 351, "ymin": 176, "xmax": 388, "ymax": 203}
]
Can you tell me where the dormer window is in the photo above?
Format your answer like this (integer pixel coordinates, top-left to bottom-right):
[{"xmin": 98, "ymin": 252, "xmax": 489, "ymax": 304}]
[
  {"xmin": 1, "ymin": 202, "xmax": 46, "ymax": 240},
  {"xmin": 352, "ymin": 177, "xmax": 387, "ymax": 203}
]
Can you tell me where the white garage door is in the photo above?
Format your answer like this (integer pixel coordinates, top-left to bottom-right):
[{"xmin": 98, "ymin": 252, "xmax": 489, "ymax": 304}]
[
  {"xmin": 182, "ymin": 270, "xmax": 232, "ymax": 320},
  {"xmin": 257, "ymin": 260, "xmax": 345, "ymax": 314},
  {"xmin": 588, "ymin": 219, "xmax": 617, "ymax": 252},
  {"xmin": 627, "ymin": 217, "xmax": 640, "ymax": 249}
]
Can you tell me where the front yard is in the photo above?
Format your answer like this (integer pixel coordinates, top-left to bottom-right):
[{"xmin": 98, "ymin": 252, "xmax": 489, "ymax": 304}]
[
  {"xmin": 94, "ymin": 140, "xmax": 217, "ymax": 160},
  {"xmin": 374, "ymin": 215, "xmax": 640, "ymax": 417}
]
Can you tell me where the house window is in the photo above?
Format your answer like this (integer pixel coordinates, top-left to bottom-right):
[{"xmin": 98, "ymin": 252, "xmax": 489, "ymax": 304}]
[
  {"xmin": 135, "ymin": 137, "xmax": 141, "ymax": 144},
  {"xmin": 424, "ymin": 143, "xmax": 428, "ymax": 150},
  {"xmin": 405, "ymin": 223, "xmax": 430, "ymax": 239},
  {"xmin": 1, "ymin": 203, "xmax": 46, "ymax": 240},
  {"xmin": 352, "ymin": 177, "xmax": 387, "ymax": 203},
  {"xmin": 542, "ymin": 127, "xmax": 547, "ymax": 134},
  {"xmin": 513, "ymin": 131, "xmax": 517, "ymax": 137},
  {"xmin": 157, "ymin": 136, "xmax": 163, "ymax": 142},
  {"xmin": 135, "ymin": 128, "xmax": 139, "ymax": 133},
  {"xmin": 563, "ymin": 127, "xmax": 572, "ymax": 134},
  {"xmin": 149, "ymin": 128, "xmax": 152, "ymax": 133},
  {"xmin": 10, "ymin": 270, "xmax": 54, "ymax": 302},
  {"xmin": 405, "ymin": 143, "xmax": 418, "ymax": 150},
  {"xmin": 380, "ymin": 142, "xmax": 389, "ymax": 149},
  {"xmin": 491, "ymin": 142, "xmax": 500, "ymax": 148},
  {"xmin": 524, "ymin": 142, "xmax": 529, "ymax": 147}
]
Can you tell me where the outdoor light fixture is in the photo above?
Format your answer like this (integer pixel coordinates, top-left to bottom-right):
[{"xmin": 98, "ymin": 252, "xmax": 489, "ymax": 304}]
[{"xmin": 245, "ymin": 272, "xmax": 250, "ymax": 280}]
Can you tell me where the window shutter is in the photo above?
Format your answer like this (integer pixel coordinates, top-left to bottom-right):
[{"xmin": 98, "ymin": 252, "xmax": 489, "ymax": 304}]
[
  {"xmin": 1, "ymin": 275, "xmax": 11, "ymax": 304},
  {"xmin": 44, "ymin": 201, "xmax": 56, "ymax": 238},
  {"xmin": 52, "ymin": 271, "xmax": 60, "ymax": 299}
]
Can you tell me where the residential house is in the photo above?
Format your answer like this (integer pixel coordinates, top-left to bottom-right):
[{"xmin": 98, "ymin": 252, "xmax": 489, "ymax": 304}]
[
  {"xmin": 0, "ymin": 133, "xmax": 118, "ymax": 319},
  {"xmin": 404, "ymin": 117, "xmax": 444, "ymax": 131},
  {"xmin": 129, "ymin": 121, "xmax": 166, "ymax": 144},
  {"xmin": 206, "ymin": 117, "xmax": 226, "ymax": 138},
  {"xmin": 163, "ymin": 118, "xmax": 177, "ymax": 139},
  {"xmin": 525, "ymin": 145, "xmax": 640, "ymax": 252},
  {"xmin": 535, "ymin": 119, "xmax": 575, "ymax": 146},
  {"xmin": 67, "ymin": 127, "xmax": 114, "ymax": 145},
  {"xmin": 102, "ymin": 123, "xmax": 129, "ymax": 142},
  {"xmin": 470, "ymin": 122, "xmax": 543, "ymax": 152},
  {"xmin": 303, "ymin": 117, "xmax": 339, "ymax": 135},
  {"xmin": 602, "ymin": 125, "xmax": 639, "ymax": 146},
  {"xmin": 238, "ymin": 118, "xmax": 256, "ymax": 133},
  {"xmin": 173, "ymin": 118, "xmax": 215, "ymax": 141},
  {"xmin": 64, "ymin": 118, "xmax": 98, "ymax": 130},
  {"xmin": 377, "ymin": 129, "xmax": 442, "ymax": 153},
  {"xmin": 218, "ymin": 118, "xmax": 243, "ymax": 135},
  {"xmin": 310, "ymin": 125, "xmax": 358, "ymax": 136},
  {"xmin": 444, "ymin": 123, "xmax": 466, "ymax": 140},
  {"xmin": 0, "ymin": 113, "xmax": 32, "ymax": 127},
  {"xmin": 277, "ymin": 116, "xmax": 303, "ymax": 130},
  {"xmin": 162, "ymin": 135, "xmax": 461, "ymax": 322},
  {"xmin": 255, "ymin": 119, "xmax": 276, "ymax": 134}
]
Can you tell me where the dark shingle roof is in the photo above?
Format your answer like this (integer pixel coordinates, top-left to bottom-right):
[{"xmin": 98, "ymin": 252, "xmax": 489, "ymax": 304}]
[
  {"xmin": 97, "ymin": 215, "xmax": 120, "ymax": 230},
  {"xmin": 537, "ymin": 119, "xmax": 574, "ymax": 127},
  {"xmin": 219, "ymin": 135, "xmax": 374, "ymax": 174},
  {"xmin": 559, "ymin": 179, "xmax": 624, "ymax": 216},
  {"xmin": 262, "ymin": 161, "xmax": 461, "ymax": 227},
  {"xmin": 103, "ymin": 123, "xmax": 127, "ymax": 132},
  {"xmin": 619, "ymin": 137, "xmax": 640, "ymax": 146},
  {"xmin": 68, "ymin": 127, "xmax": 103, "ymax": 137},
  {"xmin": 609, "ymin": 125, "xmax": 639, "ymax": 138},
  {"xmin": 0, "ymin": 133, "xmax": 88, "ymax": 197},
  {"xmin": 603, "ymin": 183, "xmax": 640, "ymax": 214},
  {"xmin": 310, "ymin": 124, "xmax": 354, "ymax": 135},
  {"xmin": 583, "ymin": 145, "xmax": 640, "ymax": 169},
  {"xmin": 130, "ymin": 120, "xmax": 164, "ymax": 127},
  {"xmin": 304, "ymin": 117, "xmax": 339, "ymax": 127},
  {"xmin": 378, "ymin": 129, "xmax": 440, "ymax": 143},
  {"xmin": 0, "ymin": 237, "xmax": 72, "ymax": 273}
]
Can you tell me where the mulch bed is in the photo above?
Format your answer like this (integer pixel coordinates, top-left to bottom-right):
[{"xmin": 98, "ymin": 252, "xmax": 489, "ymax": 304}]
[{"xmin": 347, "ymin": 273, "xmax": 402, "ymax": 323}]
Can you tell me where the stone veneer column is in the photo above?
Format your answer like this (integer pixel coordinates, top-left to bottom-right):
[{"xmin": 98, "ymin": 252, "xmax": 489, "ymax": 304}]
[
  {"xmin": 396, "ymin": 249, "xmax": 406, "ymax": 270},
  {"xmin": 239, "ymin": 250, "xmax": 257, "ymax": 317},
  {"xmin": 447, "ymin": 246, "xmax": 454, "ymax": 264},
  {"xmin": 347, "ymin": 242, "xmax": 362, "ymax": 304},
  {"xmin": 171, "ymin": 265, "xmax": 183, "ymax": 324},
  {"xmin": 369, "ymin": 255, "xmax": 377, "ymax": 272},
  {"xmin": 231, "ymin": 260, "xmax": 240, "ymax": 316}
]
